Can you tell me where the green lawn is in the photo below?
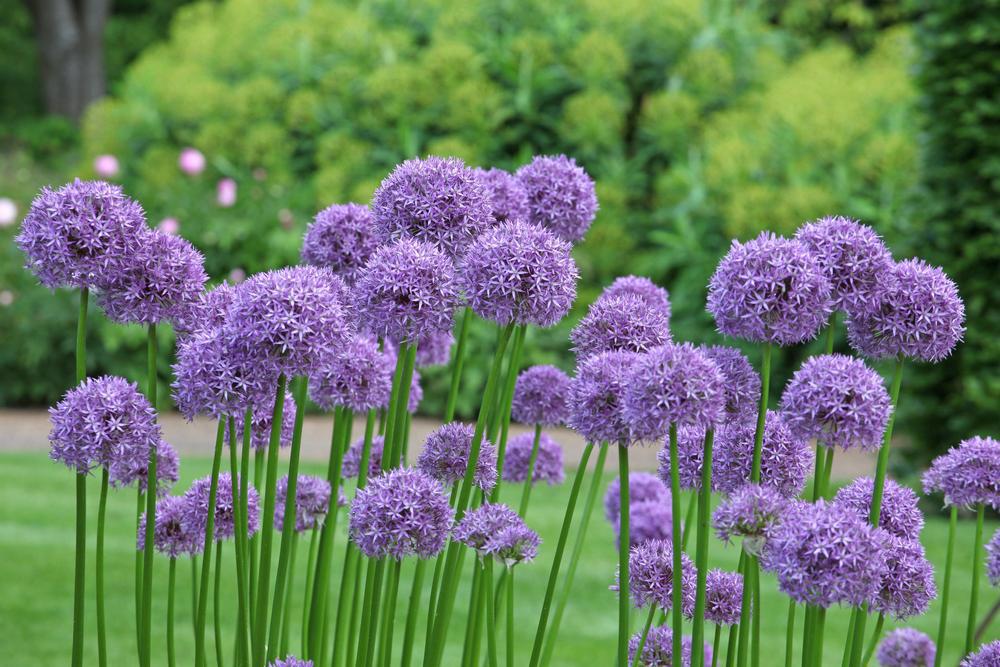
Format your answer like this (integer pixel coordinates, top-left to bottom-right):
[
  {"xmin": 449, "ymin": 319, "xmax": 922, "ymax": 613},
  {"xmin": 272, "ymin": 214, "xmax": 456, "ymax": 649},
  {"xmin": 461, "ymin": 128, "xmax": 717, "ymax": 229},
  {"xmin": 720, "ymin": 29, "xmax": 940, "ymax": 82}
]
[{"xmin": 0, "ymin": 450, "xmax": 996, "ymax": 666}]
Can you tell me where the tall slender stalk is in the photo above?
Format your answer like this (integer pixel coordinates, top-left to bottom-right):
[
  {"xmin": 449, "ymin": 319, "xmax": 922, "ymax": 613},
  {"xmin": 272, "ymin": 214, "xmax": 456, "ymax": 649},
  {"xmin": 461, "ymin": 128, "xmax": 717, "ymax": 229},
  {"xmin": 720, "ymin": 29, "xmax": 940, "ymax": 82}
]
[
  {"xmin": 70, "ymin": 287, "xmax": 88, "ymax": 667},
  {"xmin": 933, "ymin": 505, "xmax": 958, "ymax": 667},
  {"xmin": 966, "ymin": 503, "xmax": 986, "ymax": 653},
  {"xmin": 692, "ymin": 429, "xmax": 715, "ymax": 667},
  {"xmin": 490, "ymin": 326, "xmax": 527, "ymax": 500},
  {"xmin": 811, "ymin": 606, "xmax": 826, "ymax": 667},
  {"xmin": 135, "ymin": 489, "xmax": 144, "ymax": 653},
  {"xmin": 239, "ymin": 409, "xmax": 254, "ymax": 658},
  {"xmin": 505, "ymin": 568, "xmax": 515, "ymax": 667},
  {"xmin": 682, "ymin": 492, "xmax": 698, "ymax": 552},
  {"xmin": 713, "ymin": 625, "xmax": 722, "ymax": 667},
  {"xmin": 279, "ymin": 533, "xmax": 299, "ymax": 656},
  {"xmin": 139, "ymin": 323, "xmax": 159, "ymax": 667},
  {"xmin": 518, "ymin": 424, "xmax": 543, "ymax": 516},
  {"xmin": 666, "ymin": 424, "xmax": 683, "ymax": 662},
  {"xmin": 484, "ymin": 559, "xmax": 499, "ymax": 667},
  {"xmin": 378, "ymin": 559, "xmax": 403, "ymax": 666},
  {"xmin": 444, "ymin": 307, "xmax": 472, "ymax": 422},
  {"xmin": 751, "ymin": 562, "xmax": 761, "ymax": 667},
  {"xmin": 301, "ymin": 528, "xmax": 319, "ymax": 655},
  {"xmin": 191, "ymin": 556, "xmax": 199, "ymax": 643},
  {"xmin": 631, "ymin": 605, "xmax": 658, "ymax": 667},
  {"xmin": 783, "ymin": 600, "xmax": 796, "ymax": 667},
  {"xmin": 229, "ymin": 418, "xmax": 250, "ymax": 666},
  {"xmin": 860, "ymin": 613, "xmax": 883, "ymax": 667},
  {"xmin": 196, "ymin": 420, "xmax": 227, "ymax": 667},
  {"xmin": 400, "ymin": 557, "xmax": 428, "ymax": 667},
  {"xmin": 167, "ymin": 558, "xmax": 177, "ymax": 667},
  {"xmin": 462, "ymin": 562, "xmax": 485, "ymax": 667},
  {"xmin": 96, "ymin": 467, "xmax": 109, "ymax": 667},
  {"xmin": 618, "ymin": 443, "xmax": 632, "ymax": 667},
  {"xmin": 214, "ymin": 541, "xmax": 224, "ymax": 667}
]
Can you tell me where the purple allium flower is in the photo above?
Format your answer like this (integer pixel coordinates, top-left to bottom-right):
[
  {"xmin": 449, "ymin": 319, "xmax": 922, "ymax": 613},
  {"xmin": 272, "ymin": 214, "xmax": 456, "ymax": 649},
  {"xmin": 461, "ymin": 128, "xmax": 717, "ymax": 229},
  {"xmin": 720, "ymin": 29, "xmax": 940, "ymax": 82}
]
[
  {"xmin": 454, "ymin": 503, "xmax": 521, "ymax": 553},
  {"xmin": 571, "ymin": 295, "xmax": 671, "ymax": 359},
  {"xmin": 846, "ymin": 259, "xmax": 965, "ymax": 363},
  {"xmin": 795, "ymin": 216, "xmax": 894, "ymax": 316},
  {"xmin": 182, "ymin": 472, "xmax": 260, "ymax": 542},
  {"xmin": 416, "ymin": 422, "xmax": 497, "ymax": 493},
  {"xmin": 707, "ymin": 232, "xmax": 833, "ymax": 345},
  {"xmin": 960, "ymin": 641, "xmax": 1000, "ymax": 667},
  {"xmin": 308, "ymin": 335, "xmax": 394, "ymax": 412},
  {"xmin": 224, "ymin": 391, "xmax": 296, "ymax": 451},
  {"xmin": 474, "ymin": 167, "xmax": 530, "ymax": 224},
  {"xmin": 301, "ymin": 203, "xmax": 380, "ymax": 284},
  {"xmin": 511, "ymin": 365, "xmax": 572, "ymax": 427},
  {"xmin": 269, "ymin": 657, "xmax": 313, "ymax": 667},
  {"xmin": 461, "ymin": 220, "xmax": 578, "ymax": 328},
  {"xmin": 871, "ymin": 534, "xmax": 936, "ymax": 619},
  {"xmin": 833, "ymin": 477, "xmax": 923, "ymax": 541},
  {"xmin": 705, "ymin": 569, "xmax": 743, "ymax": 625},
  {"xmin": 110, "ymin": 439, "xmax": 180, "ymax": 497},
  {"xmin": 922, "ymin": 436, "xmax": 1000, "ymax": 509},
  {"xmin": 876, "ymin": 628, "xmax": 936, "ymax": 667},
  {"xmin": 618, "ymin": 539, "xmax": 696, "ymax": 615},
  {"xmin": 348, "ymin": 467, "xmax": 454, "ymax": 559},
  {"xmin": 628, "ymin": 625, "xmax": 693, "ymax": 666},
  {"xmin": 486, "ymin": 522, "xmax": 541, "ymax": 566},
  {"xmin": 713, "ymin": 411, "xmax": 812, "ymax": 498},
  {"xmin": 372, "ymin": 156, "xmax": 493, "ymax": 258},
  {"xmin": 502, "ymin": 431, "xmax": 564, "ymax": 485},
  {"xmin": 408, "ymin": 368, "xmax": 423, "ymax": 414},
  {"xmin": 411, "ymin": 329, "xmax": 454, "ymax": 367},
  {"xmin": 274, "ymin": 474, "xmax": 332, "ymax": 533},
  {"xmin": 987, "ymin": 529, "xmax": 1000, "ymax": 587},
  {"xmin": 15, "ymin": 179, "xmax": 148, "ymax": 289},
  {"xmin": 353, "ymin": 238, "xmax": 458, "ymax": 343},
  {"xmin": 49, "ymin": 375, "xmax": 160, "ymax": 475},
  {"xmin": 656, "ymin": 427, "xmax": 712, "ymax": 491},
  {"xmin": 97, "ymin": 230, "xmax": 208, "ymax": 325},
  {"xmin": 712, "ymin": 483, "xmax": 789, "ymax": 555},
  {"xmin": 516, "ymin": 154, "xmax": 598, "ymax": 243},
  {"xmin": 762, "ymin": 500, "xmax": 887, "ymax": 608},
  {"xmin": 614, "ymin": 499, "xmax": 673, "ymax": 549},
  {"xmin": 570, "ymin": 350, "xmax": 640, "ymax": 445},
  {"xmin": 779, "ymin": 354, "xmax": 892, "ymax": 452},
  {"xmin": 342, "ymin": 436, "xmax": 384, "ymax": 479},
  {"xmin": 701, "ymin": 346, "xmax": 761, "ymax": 421},
  {"xmin": 171, "ymin": 282, "xmax": 235, "ymax": 339},
  {"xmin": 622, "ymin": 343, "xmax": 725, "ymax": 440},
  {"xmin": 604, "ymin": 472, "xmax": 671, "ymax": 523},
  {"xmin": 598, "ymin": 275, "xmax": 671, "ymax": 319},
  {"xmin": 137, "ymin": 495, "xmax": 204, "ymax": 557}
]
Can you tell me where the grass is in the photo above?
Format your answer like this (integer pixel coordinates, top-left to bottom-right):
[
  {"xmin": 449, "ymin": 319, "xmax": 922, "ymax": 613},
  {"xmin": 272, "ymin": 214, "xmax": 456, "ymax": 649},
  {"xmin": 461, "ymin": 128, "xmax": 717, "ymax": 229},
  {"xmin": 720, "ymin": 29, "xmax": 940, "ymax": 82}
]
[{"xmin": 0, "ymin": 449, "xmax": 996, "ymax": 666}]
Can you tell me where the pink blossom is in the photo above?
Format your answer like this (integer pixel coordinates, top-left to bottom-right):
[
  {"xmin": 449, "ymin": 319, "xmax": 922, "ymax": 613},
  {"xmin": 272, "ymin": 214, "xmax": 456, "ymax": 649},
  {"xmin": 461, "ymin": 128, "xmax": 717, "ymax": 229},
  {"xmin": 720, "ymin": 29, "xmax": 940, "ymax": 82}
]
[
  {"xmin": 158, "ymin": 218, "xmax": 180, "ymax": 235},
  {"xmin": 217, "ymin": 178, "xmax": 237, "ymax": 207},
  {"xmin": 178, "ymin": 148, "xmax": 206, "ymax": 175},
  {"xmin": 93, "ymin": 154, "xmax": 120, "ymax": 178},
  {"xmin": 229, "ymin": 267, "xmax": 246, "ymax": 284},
  {"xmin": 0, "ymin": 197, "xmax": 16, "ymax": 227}
]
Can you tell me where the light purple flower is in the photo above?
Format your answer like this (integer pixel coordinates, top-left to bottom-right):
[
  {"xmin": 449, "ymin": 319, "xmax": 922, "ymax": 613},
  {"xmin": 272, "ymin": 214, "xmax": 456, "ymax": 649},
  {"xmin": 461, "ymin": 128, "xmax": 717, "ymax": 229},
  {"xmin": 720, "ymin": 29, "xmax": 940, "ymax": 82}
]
[
  {"xmin": 474, "ymin": 167, "xmax": 530, "ymax": 224},
  {"xmin": 570, "ymin": 350, "xmax": 640, "ymax": 445},
  {"xmin": 502, "ymin": 431, "xmax": 564, "ymax": 485},
  {"xmin": 227, "ymin": 391, "xmax": 296, "ymax": 451},
  {"xmin": 656, "ymin": 426, "xmax": 712, "ymax": 492},
  {"xmin": 179, "ymin": 147, "xmax": 206, "ymax": 175},
  {"xmin": 342, "ymin": 436, "xmax": 384, "ymax": 479},
  {"xmin": 598, "ymin": 275, "xmax": 671, "ymax": 319},
  {"xmin": 987, "ymin": 529, "xmax": 1000, "ymax": 587},
  {"xmin": 171, "ymin": 282, "xmax": 235, "ymax": 339},
  {"xmin": 713, "ymin": 411, "xmax": 813, "ymax": 498},
  {"xmin": 309, "ymin": 335, "xmax": 394, "ymax": 412},
  {"xmin": 516, "ymin": 154, "xmax": 598, "ymax": 243},
  {"xmin": 614, "ymin": 499, "xmax": 673, "ymax": 549},
  {"xmin": 137, "ymin": 495, "xmax": 204, "ymax": 557},
  {"xmin": 274, "ymin": 474, "xmax": 332, "ymax": 533},
  {"xmin": 411, "ymin": 329, "xmax": 454, "ymax": 368},
  {"xmin": 110, "ymin": 438, "xmax": 180, "ymax": 497},
  {"xmin": 705, "ymin": 570, "xmax": 743, "ymax": 626},
  {"xmin": 604, "ymin": 472, "xmax": 670, "ymax": 523},
  {"xmin": 416, "ymin": 422, "xmax": 497, "ymax": 493},
  {"xmin": 486, "ymin": 522, "xmax": 541, "ymax": 566},
  {"xmin": 93, "ymin": 154, "xmax": 120, "ymax": 178},
  {"xmin": 701, "ymin": 346, "xmax": 761, "ymax": 421},
  {"xmin": 617, "ymin": 538, "xmax": 696, "ymax": 616},
  {"xmin": 454, "ymin": 503, "xmax": 540, "ymax": 565},
  {"xmin": 511, "ymin": 365, "xmax": 572, "ymax": 426},
  {"xmin": 876, "ymin": 628, "xmax": 936, "ymax": 667},
  {"xmin": 922, "ymin": 436, "xmax": 1000, "ymax": 509},
  {"xmin": 182, "ymin": 472, "xmax": 260, "ymax": 542},
  {"xmin": 872, "ymin": 534, "xmax": 936, "ymax": 619},
  {"xmin": 571, "ymin": 294, "xmax": 671, "ymax": 358},
  {"xmin": 216, "ymin": 178, "xmax": 237, "ymax": 207},
  {"xmin": 269, "ymin": 657, "xmax": 313, "ymax": 667},
  {"xmin": 960, "ymin": 641, "xmax": 1000, "ymax": 667},
  {"xmin": 712, "ymin": 483, "xmax": 790, "ymax": 555},
  {"xmin": 833, "ymin": 477, "xmax": 923, "ymax": 541},
  {"xmin": 408, "ymin": 368, "xmax": 423, "ymax": 414},
  {"xmin": 628, "ymin": 625, "xmax": 698, "ymax": 667},
  {"xmin": 301, "ymin": 203, "xmax": 380, "ymax": 284}
]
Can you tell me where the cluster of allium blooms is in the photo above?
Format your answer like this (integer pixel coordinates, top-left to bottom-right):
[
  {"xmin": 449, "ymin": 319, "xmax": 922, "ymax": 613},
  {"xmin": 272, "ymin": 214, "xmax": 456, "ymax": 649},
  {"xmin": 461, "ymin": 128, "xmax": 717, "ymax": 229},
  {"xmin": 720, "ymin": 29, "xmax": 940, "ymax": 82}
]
[
  {"xmin": 16, "ymin": 179, "xmax": 148, "ymax": 289},
  {"xmin": 795, "ymin": 216, "xmax": 894, "ymax": 315},
  {"xmin": 460, "ymin": 219, "xmax": 578, "ymax": 328},
  {"xmin": 97, "ymin": 230, "xmax": 208, "ymax": 325},
  {"xmin": 987, "ymin": 529, "xmax": 1000, "ymax": 586},
  {"xmin": 779, "ymin": 354, "xmax": 892, "ymax": 451},
  {"xmin": 342, "ymin": 436, "xmax": 384, "ymax": 479},
  {"xmin": 308, "ymin": 335, "xmax": 394, "ymax": 412},
  {"xmin": 712, "ymin": 411, "xmax": 812, "ymax": 498},
  {"xmin": 571, "ymin": 294, "xmax": 671, "ymax": 359},
  {"xmin": 352, "ymin": 238, "xmax": 458, "ymax": 343},
  {"xmin": 274, "ymin": 474, "xmax": 332, "ymax": 533},
  {"xmin": 713, "ymin": 483, "xmax": 789, "ymax": 555},
  {"xmin": 615, "ymin": 500, "xmax": 672, "ymax": 549},
  {"xmin": 171, "ymin": 282, "xmax": 234, "ymax": 338},
  {"xmin": 569, "ymin": 350, "xmax": 639, "ymax": 444},
  {"xmin": 707, "ymin": 232, "xmax": 832, "ymax": 345},
  {"xmin": 411, "ymin": 328, "xmax": 454, "ymax": 367},
  {"xmin": 846, "ymin": 258, "xmax": 965, "ymax": 362},
  {"xmin": 416, "ymin": 423, "xmax": 498, "ymax": 493},
  {"xmin": 300, "ymin": 203, "xmax": 380, "ymax": 284},
  {"xmin": 474, "ymin": 167, "xmax": 529, "ymax": 223},
  {"xmin": 833, "ymin": 477, "xmax": 923, "ymax": 540},
  {"xmin": 371, "ymin": 156, "xmax": 493, "ymax": 258},
  {"xmin": 876, "ymin": 628, "xmax": 936, "ymax": 667},
  {"xmin": 922, "ymin": 436, "xmax": 1000, "ymax": 509},
  {"xmin": 511, "ymin": 365, "xmax": 572, "ymax": 426},
  {"xmin": 454, "ymin": 503, "xmax": 540, "ymax": 564},
  {"xmin": 598, "ymin": 275, "xmax": 671, "ymax": 319},
  {"xmin": 137, "ymin": 495, "xmax": 204, "ymax": 558},
  {"xmin": 224, "ymin": 391, "xmax": 296, "ymax": 450},
  {"xmin": 269, "ymin": 657, "xmax": 313, "ymax": 667},
  {"xmin": 614, "ymin": 539, "xmax": 697, "ymax": 615},
  {"xmin": 657, "ymin": 427, "xmax": 712, "ymax": 491},
  {"xmin": 110, "ymin": 439, "xmax": 179, "ymax": 497},
  {"xmin": 701, "ymin": 346, "xmax": 761, "ymax": 420},
  {"xmin": 961, "ymin": 641, "xmax": 1000, "ymax": 667},
  {"xmin": 182, "ymin": 472, "xmax": 260, "ymax": 542},
  {"xmin": 622, "ymin": 343, "xmax": 725, "ymax": 440},
  {"xmin": 705, "ymin": 570, "xmax": 743, "ymax": 625},
  {"xmin": 871, "ymin": 534, "xmax": 936, "ymax": 619},
  {"xmin": 515, "ymin": 154, "xmax": 598, "ymax": 243},
  {"xmin": 348, "ymin": 468, "xmax": 454, "ymax": 560},
  {"xmin": 762, "ymin": 500, "xmax": 887, "ymax": 608},
  {"xmin": 604, "ymin": 472, "xmax": 671, "ymax": 523},
  {"xmin": 49, "ymin": 375, "xmax": 160, "ymax": 475},
  {"xmin": 628, "ymin": 626, "xmax": 711, "ymax": 667},
  {"xmin": 502, "ymin": 431, "xmax": 564, "ymax": 485}
]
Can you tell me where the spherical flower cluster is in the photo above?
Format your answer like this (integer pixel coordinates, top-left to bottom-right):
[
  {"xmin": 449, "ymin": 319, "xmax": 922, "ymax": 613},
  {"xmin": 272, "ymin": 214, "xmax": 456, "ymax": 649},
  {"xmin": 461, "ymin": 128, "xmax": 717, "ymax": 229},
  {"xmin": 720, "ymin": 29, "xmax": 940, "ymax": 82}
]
[
  {"xmin": 171, "ymin": 282, "xmax": 235, "ymax": 338},
  {"xmin": 960, "ymin": 641, "xmax": 1000, "ymax": 667},
  {"xmin": 604, "ymin": 472, "xmax": 670, "ymax": 523},
  {"xmin": 502, "ymin": 431, "xmax": 564, "ymax": 485},
  {"xmin": 705, "ymin": 569, "xmax": 743, "ymax": 625},
  {"xmin": 779, "ymin": 354, "xmax": 892, "ymax": 451},
  {"xmin": 454, "ymin": 503, "xmax": 540, "ymax": 565},
  {"xmin": 621, "ymin": 539, "xmax": 696, "ymax": 615},
  {"xmin": 474, "ymin": 167, "xmax": 530, "ymax": 223},
  {"xmin": 876, "ymin": 628, "xmax": 936, "ymax": 667},
  {"xmin": 833, "ymin": 477, "xmax": 923, "ymax": 541},
  {"xmin": 348, "ymin": 467, "xmax": 454, "ymax": 559},
  {"xmin": 353, "ymin": 238, "xmax": 459, "ymax": 343},
  {"xmin": 795, "ymin": 216, "xmax": 894, "ymax": 315},
  {"xmin": 763, "ymin": 500, "xmax": 887, "ymax": 608},
  {"xmin": 178, "ymin": 148, "xmax": 205, "ymax": 174},
  {"xmin": 460, "ymin": 220, "xmax": 578, "ymax": 328},
  {"xmin": 137, "ymin": 495, "xmax": 204, "ymax": 557},
  {"xmin": 623, "ymin": 343, "xmax": 725, "ymax": 440},
  {"xmin": 656, "ymin": 427, "xmax": 712, "ymax": 491},
  {"xmin": 987, "ymin": 529, "xmax": 1000, "ymax": 587},
  {"xmin": 182, "ymin": 473, "xmax": 261, "ymax": 542},
  {"xmin": 922, "ymin": 436, "xmax": 1000, "ymax": 509},
  {"xmin": 412, "ymin": 329, "xmax": 454, "ymax": 367},
  {"xmin": 871, "ymin": 535, "xmax": 936, "ymax": 619},
  {"xmin": 571, "ymin": 295, "xmax": 671, "ymax": 359},
  {"xmin": 415, "ymin": 423, "xmax": 498, "ymax": 493},
  {"xmin": 846, "ymin": 259, "xmax": 964, "ymax": 362},
  {"xmin": 628, "ymin": 625, "xmax": 697, "ymax": 667},
  {"xmin": 598, "ymin": 275, "xmax": 671, "ymax": 319},
  {"xmin": 308, "ymin": 335, "xmax": 394, "ymax": 412},
  {"xmin": 371, "ymin": 156, "xmax": 493, "ymax": 258},
  {"xmin": 713, "ymin": 483, "xmax": 789, "ymax": 555},
  {"xmin": 515, "ymin": 154, "xmax": 598, "ymax": 243},
  {"xmin": 707, "ymin": 232, "xmax": 832, "ymax": 345},
  {"xmin": 615, "ymin": 500, "xmax": 673, "ymax": 549},
  {"xmin": 301, "ymin": 203, "xmax": 380, "ymax": 284},
  {"xmin": 110, "ymin": 439, "xmax": 180, "ymax": 497},
  {"xmin": 487, "ymin": 522, "xmax": 541, "ymax": 566},
  {"xmin": 570, "ymin": 351, "xmax": 639, "ymax": 445},
  {"xmin": 511, "ymin": 365, "xmax": 572, "ymax": 426},
  {"xmin": 269, "ymin": 657, "xmax": 313, "ymax": 667},
  {"xmin": 342, "ymin": 436, "xmax": 384, "ymax": 479},
  {"xmin": 274, "ymin": 474, "xmax": 332, "ymax": 533},
  {"xmin": 225, "ymin": 391, "xmax": 296, "ymax": 451},
  {"xmin": 701, "ymin": 346, "xmax": 761, "ymax": 421},
  {"xmin": 16, "ymin": 179, "xmax": 147, "ymax": 289},
  {"xmin": 713, "ymin": 411, "xmax": 812, "ymax": 498},
  {"xmin": 49, "ymin": 375, "xmax": 160, "ymax": 475}
]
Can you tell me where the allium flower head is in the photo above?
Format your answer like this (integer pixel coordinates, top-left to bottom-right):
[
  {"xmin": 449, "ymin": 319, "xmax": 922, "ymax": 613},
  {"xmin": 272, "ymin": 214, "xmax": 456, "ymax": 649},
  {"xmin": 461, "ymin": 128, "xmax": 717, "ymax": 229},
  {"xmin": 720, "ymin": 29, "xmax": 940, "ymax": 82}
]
[
  {"xmin": 348, "ymin": 467, "xmax": 454, "ymax": 559},
  {"xmin": 269, "ymin": 658, "xmax": 313, "ymax": 667},
  {"xmin": 342, "ymin": 436, "xmax": 384, "ymax": 479},
  {"xmin": 110, "ymin": 439, "xmax": 180, "ymax": 497},
  {"xmin": 618, "ymin": 539, "xmax": 696, "ymax": 615},
  {"xmin": 412, "ymin": 329, "xmax": 454, "ymax": 367},
  {"xmin": 833, "ymin": 477, "xmax": 923, "ymax": 541},
  {"xmin": 604, "ymin": 472, "xmax": 670, "ymax": 523},
  {"xmin": 846, "ymin": 259, "xmax": 964, "ymax": 363},
  {"xmin": 49, "ymin": 375, "xmax": 160, "ymax": 475},
  {"xmin": 707, "ymin": 232, "xmax": 833, "ymax": 345},
  {"xmin": 454, "ymin": 503, "xmax": 521, "ymax": 553},
  {"xmin": 16, "ymin": 179, "xmax": 148, "ymax": 289},
  {"xmin": 763, "ymin": 499, "xmax": 887, "ymax": 608},
  {"xmin": 474, "ymin": 167, "xmax": 530, "ymax": 223},
  {"xmin": 274, "ymin": 474, "xmax": 332, "ymax": 533},
  {"xmin": 713, "ymin": 483, "xmax": 789, "ymax": 555},
  {"xmin": 182, "ymin": 472, "xmax": 260, "ymax": 542},
  {"xmin": 622, "ymin": 343, "xmax": 725, "ymax": 440},
  {"xmin": 486, "ymin": 523, "xmax": 541, "ymax": 566},
  {"xmin": 172, "ymin": 282, "xmax": 235, "ymax": 338},
  {"xmin": 872, "ymin": 534, "xmax": 936, "ymax": 619},
  {"xmin": 571, "ymin": 294, "xmax": 671, "ymax": 358},
  {"xmin": 701, "ymin": 346, "xmax": 761, "ymax": 421},
  {"xmin": 628, "ymin": 625, "xmax": 699, "ymax": 667},
  {"xmin": 960, "ymin": 641, "xmax": 1000, "ymax": 667},
  {"xmin": 353, "ymin": 238, "xmax": 458, "ymax": 343},
  {"xmin": 502, "ymin": 431, "xmax": 564, "ymax": 485},
  {"xmin": 570, "ymin": 350, "xmax": 640, "ymax": 445},
  {"xmin": 922, "ymin": 436, "xmax": 1000, "ymax": 509},
  {"xmin": 598, "ymin": 275, "xmax": 671, "ymax": 319},
  {"xmin": 301, "ymin": 203, "xmax": 380, "ymax": 284},
  {"xmin": 780, "ymin": 354, "xmax": 892, "ymax": 451},
  {"xmin": 225, "ymin": 391, "xmax": 296, "ymax": 451},
  {"xmin": 461, "ymin": 220, "xmax": 578, "ymax": 328},
  {"xmin": 372, "ymin": 156, "xmax": 493, "ymax": 257},
  {"xmin": 516, "ymin": 154, "xmax": 598, "ymax": 243},
  {"xmin": 137, "ymin": 495, "xmax": 204, "ymax": 557},
  {"xmin": 511, "ymin": 365, "xmax": 572, "ymax": 426},
  {"xmin": 416, "ymin": 422, "xmax": 498, "ymax": 493},
  {"xmin": 795, "ymin": 216, "xmax": 894, "ymax": 315},
  {"xmin": 656, "ymin": 427, "xmax": 712, "ymax": 491},
  {"xmin": 987, "ymin": 529, "xmax": 1000, "ymax": 587},
  {"xmin": 876, "ymin": 628, "xmax": 936, "ymax": 667},
  {"xmin": 614, "ymin": 499, "xmax": 673, "ymax": 549},
  {"xmin": 713, "ymin": 411, "xmax": 812, "ymax": 498},
  {"xmin": 705, "ymin": 570, "xmax": 743, "ymax": 625},
  {"xmin": 309, "ymin": 335, "xmax": 394, "ymax": 412}
]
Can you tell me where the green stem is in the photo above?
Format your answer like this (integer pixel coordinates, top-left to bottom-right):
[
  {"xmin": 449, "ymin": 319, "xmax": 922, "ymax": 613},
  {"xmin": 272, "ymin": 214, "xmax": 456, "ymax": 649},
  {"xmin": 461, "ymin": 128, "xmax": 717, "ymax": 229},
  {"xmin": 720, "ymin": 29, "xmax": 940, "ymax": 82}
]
[
  {"xmin": 820, "ymin": 448, "xmax": 834, "ymax": 499},
  {"xmin": 750, "ymin": 344, "xmax": 772, "ymax": 484},
  {"xmin": 191, "ymin": 556, "xmax": 199, "ymax": 644},
  {"xmin": 239, "ymin": 411, "xmax": 254, "ymax": 658},
  {"xmin": 444, "ymin": 307, "xmax": 472, "ymax": 422},
  {"xmin": 725, "ymin": 620, "xmax": 739, "ymax": 667},
  {"xmin": 401, "ymin": 558, "xmax": 428, "ymax": 667},
  {"xmin": 713, "ymin": 624, "xmax": 722, "ymax": 667},
  {"xmin": 214, "ymin": 541, "xmax": 224, "ymax": 667},
  {"xmin": 140, "ymin": 323, "xmax": 158, "ymax": 667},
  {"xmin": 631, "ymin": 605, "xmax": 658, "ymax": 667},
  {"xmin": 96, "ymin": 467, "xmax": 109, "ymax": 667},
  {"xmin": 491, "ymin": 326, "xmax": 527, "ymax": 497},
  {"xmin": 802, "ymin": 606, "xmax": 814, "ymax": 667},
  {"xmin": 618, "ymin": 443, "xmax": 632, "ymax": 667},
  {"xmin": 250, "ymin": 446, "xmax": 264, "ymax": 626},
  {"xmin": 76, "ymin": 287, "xmax": 88, "ymax": 382},
  {"xmin": 839, "ymin": 610, "xmax": 856, "ymax": 667},
  {"xmin": 505, "ymin": 568, "xmax": 515, "ymax": 667},
  {"xmin": 377, "ymin": 559, "xmax": 402, "ymax": 667},
  {"xmin": 783, "ymin": 601, "xmax": 795, "ymax": 667},
  {"xmin": 966, "ymin": 503, "xmax": 986, "ymax": 653},
  {"xmin": 168, "ymin": 558, "xmax": 177, "ymax": 667},
  {"xmin": 824, "ymin": 313, "xmax": 837, "ymax": 354},
  {"xmin": 682, "ymin": 491, "xmax": 698, "ymax": 552},
  {"xmin": 135, "ymin": 488, "xmax": 144, "ymax": 654},
  {"xmin": 343, "ymin": 550, "xmax": 364, "ymax": 667},
  {"xmin": 229, "ymin": 418, "xmax": 250, "ymax": 666},
  {"xmin": 423, "ymin": 488, "xmax": 458, "ymax": 655},
  {"xmin": 359, "ymin": 558, "xmax": 386, "ymax": 667},
  {"xmin": 484, "ymin": 560, "xmax": 499, "ymax": 667},
  {"xmin": 812, "ymin": 606, "xmax": 826, "ymax": 667},
  {"xmin": 518, "ymin": 424, "xmax": 543, "ymax": 516},
  {"xmin": 860, "ymin": 613, "xmax": 883, "ymax": 667},
  {"xmin": 301, "ymin": 528, "xmax": 319, "ymax": 655},
  {"xmin": 811, "ymin": 446, "xmax": 827, "ymax": 502},
  {"xmin": 279, "ymin": 532, "xmax": 299, "ymax": 657},
  {"xmin": 933, "ymin": 505, "xmax": 957, "ymax": 667},
  {"xmin": 668, "ymin": 424, "xmax": 683, "ymax": 662},
  {"xmin": 71, "ymin": 287, "xmax": 88, "ymax": 667},
  {"xmin": 692, "ymin": 430, "xmax": 715, "ymax": 667},
  {"xmin": 737, "ymin": 556, "xmax": 751, "ymax": 667},
  {"xmin": 463, "ymin": 563, "xmax": 485, "ymax": 667},
  {"xmin": 196, "ymin": 420, "xmax": 226, "ymax": 667}
]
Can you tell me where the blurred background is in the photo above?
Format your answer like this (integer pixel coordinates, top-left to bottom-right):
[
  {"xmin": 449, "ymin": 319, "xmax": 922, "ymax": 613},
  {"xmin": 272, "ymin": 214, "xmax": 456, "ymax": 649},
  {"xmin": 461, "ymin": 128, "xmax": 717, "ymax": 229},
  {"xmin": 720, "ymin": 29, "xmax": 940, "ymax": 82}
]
[{"xmin": 1, "ymin": 0, "xmax": 996, "ymax": 476}]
